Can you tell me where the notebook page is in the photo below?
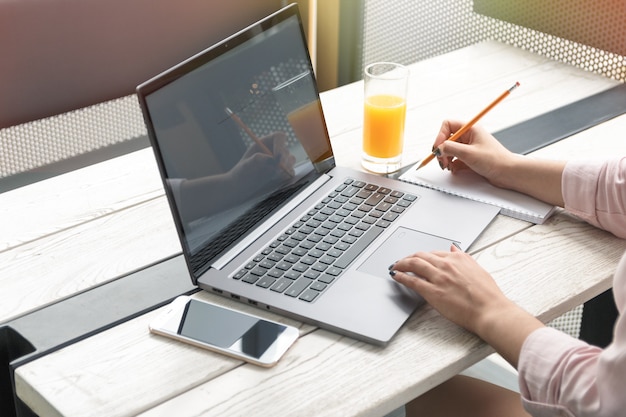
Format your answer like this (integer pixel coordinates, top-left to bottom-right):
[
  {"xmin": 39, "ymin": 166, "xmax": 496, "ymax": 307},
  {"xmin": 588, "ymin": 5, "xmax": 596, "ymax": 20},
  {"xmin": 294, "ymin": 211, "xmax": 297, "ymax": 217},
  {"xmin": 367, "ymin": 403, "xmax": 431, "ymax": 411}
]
[{"xmin": 399, "ymin": 161, "xmax": 555, "ymax": 224}]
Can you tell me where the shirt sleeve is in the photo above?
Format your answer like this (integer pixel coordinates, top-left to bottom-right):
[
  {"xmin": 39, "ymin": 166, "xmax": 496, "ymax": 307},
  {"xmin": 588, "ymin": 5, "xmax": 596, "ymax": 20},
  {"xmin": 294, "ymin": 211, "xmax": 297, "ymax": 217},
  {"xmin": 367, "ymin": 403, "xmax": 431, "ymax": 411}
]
[
  {"xmin": 519, "ymin": 322, "xmax": 626, "ymax": 417},
  {"xmin": 561, "ymin": 158, "xmax": 626, "ymax": 238},
  {"xmin": 518, "ymin": 157, "xmax": 626, "ymax": 417}
]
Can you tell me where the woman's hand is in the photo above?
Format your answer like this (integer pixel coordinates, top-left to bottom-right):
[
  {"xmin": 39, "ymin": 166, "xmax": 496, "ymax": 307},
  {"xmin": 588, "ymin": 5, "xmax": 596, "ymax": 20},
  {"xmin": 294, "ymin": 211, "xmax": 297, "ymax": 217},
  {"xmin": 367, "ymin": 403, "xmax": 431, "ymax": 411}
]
[
  {"xmin": 232, "ymin": 131, "xmax": 296, "ymax": 185},
  {"xmin": 432, "ymin": 120, "xmax": 566, "ymax": 206},
  {"xmin": 389, "ymin": 244, "xmax": 544, "ymax": 367},
  {"xmin": 389, "ymin": 244, "xmax": 509, "ymax": 334},
  {"xmin": 433, "ymin": 120, "xmax": 518, "ymax": 189}
]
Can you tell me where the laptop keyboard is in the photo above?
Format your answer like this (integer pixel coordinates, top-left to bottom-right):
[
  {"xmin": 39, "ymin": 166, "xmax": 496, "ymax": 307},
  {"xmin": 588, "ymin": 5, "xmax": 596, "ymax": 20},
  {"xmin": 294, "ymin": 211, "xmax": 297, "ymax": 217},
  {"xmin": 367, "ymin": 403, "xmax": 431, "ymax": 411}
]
[{"xmin": 231, "ymin": 178, "xmax": 418, "ymax": 303}]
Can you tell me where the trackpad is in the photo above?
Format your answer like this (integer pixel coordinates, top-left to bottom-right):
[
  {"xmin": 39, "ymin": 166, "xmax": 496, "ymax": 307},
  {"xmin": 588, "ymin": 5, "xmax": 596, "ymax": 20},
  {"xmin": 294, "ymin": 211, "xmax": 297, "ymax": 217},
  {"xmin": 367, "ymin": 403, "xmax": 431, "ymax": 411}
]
[{"xmin": 358, "ymin": 227, "xmax": 455, "ymax": 278}]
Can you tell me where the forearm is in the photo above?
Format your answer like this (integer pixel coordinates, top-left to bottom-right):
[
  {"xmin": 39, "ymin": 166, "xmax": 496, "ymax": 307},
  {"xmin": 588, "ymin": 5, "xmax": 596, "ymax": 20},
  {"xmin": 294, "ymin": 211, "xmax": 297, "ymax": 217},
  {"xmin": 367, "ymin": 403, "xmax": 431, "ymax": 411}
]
[
  {"xmin": 475, "ymin": 300, "xmax": 544, "ymax": 369},
  {"xmin": 494, "ymin": 155, "xmax": 566, "ymax": 208}
]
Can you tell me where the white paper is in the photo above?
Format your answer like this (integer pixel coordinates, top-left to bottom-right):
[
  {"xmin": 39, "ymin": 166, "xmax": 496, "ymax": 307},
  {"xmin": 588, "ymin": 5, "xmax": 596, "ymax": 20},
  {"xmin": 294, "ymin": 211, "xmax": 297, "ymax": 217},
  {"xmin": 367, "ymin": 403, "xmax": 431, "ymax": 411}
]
[{"xmin": 399, "ymin": 161, "xmax": 555, "ymax": 224}]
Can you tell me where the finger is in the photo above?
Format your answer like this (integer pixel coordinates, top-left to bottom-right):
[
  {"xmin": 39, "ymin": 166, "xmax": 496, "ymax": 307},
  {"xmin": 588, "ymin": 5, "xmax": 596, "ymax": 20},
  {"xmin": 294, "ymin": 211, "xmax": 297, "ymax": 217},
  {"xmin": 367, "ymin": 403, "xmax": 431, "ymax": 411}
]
[
  {"xmin": 389, "ymin": 269, "xmax": 432, "ymax": 294},
  {"xmin": 439, "ymin": 141, "xmax": 479, "ymax": 173},
  {"xmin": 433, "ymin": 120, "xmax": 463, "ymax": 147},
  {"xmin": 271, "ymin": 131, "xmax": 288, "ymax": 148},
  {"xmin": 392, "ymin": 252, "xmax": 442, "ymax": 282},
  {"xmin": 439, "ymin": 139, "xmax": 471, "ymax": 158},
  {"xmin": 448, "ymin": 158, "xmax": 469, "ymax": 173}
]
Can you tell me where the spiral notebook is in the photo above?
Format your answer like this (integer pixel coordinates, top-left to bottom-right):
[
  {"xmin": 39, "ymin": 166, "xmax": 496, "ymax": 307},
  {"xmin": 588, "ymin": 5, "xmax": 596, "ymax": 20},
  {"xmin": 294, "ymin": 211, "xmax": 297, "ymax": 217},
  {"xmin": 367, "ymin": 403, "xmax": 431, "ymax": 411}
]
[{"xmin": 399, "ymin": 161, "xmax": 556, "ymax": 224}]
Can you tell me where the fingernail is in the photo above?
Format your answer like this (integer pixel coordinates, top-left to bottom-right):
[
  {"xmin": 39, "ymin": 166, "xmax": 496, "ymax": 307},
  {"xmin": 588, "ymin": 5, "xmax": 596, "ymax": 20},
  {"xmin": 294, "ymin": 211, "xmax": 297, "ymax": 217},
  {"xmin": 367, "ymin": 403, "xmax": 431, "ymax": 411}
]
[
  {"xmin": 388, "ymin": 263, "xmax": 395, "ymax": 270},
  {"xmin": 433, "ymin": 147, "xmax": 442, "ymax": 157},
  {"xmin": 438, "ymin": 159, "xmax": 444, "ymax": 170},
  {"xmin": 389, "ymin": 270, "xmax": 396, "ymax": 277}
]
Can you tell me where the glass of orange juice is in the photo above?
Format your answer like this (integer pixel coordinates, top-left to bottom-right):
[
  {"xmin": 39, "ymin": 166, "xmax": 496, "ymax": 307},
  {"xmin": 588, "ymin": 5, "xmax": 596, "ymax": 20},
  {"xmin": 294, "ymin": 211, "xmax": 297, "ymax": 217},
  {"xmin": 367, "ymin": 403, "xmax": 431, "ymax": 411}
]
[{"xmin": 362, "ymin": 62, "xmax": 409, "ymax": 174}]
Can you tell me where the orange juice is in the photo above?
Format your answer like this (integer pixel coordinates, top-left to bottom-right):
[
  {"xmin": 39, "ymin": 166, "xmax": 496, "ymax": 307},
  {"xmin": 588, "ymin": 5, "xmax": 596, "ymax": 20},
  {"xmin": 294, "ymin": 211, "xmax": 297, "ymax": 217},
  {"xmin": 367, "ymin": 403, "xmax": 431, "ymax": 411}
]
[
  {"xmin": 363, "ymin": 94, "xmax": 406, "ymax": 158},
  {"xmin": 287, "ymin": 100, "xmax": 333, "ymax": 163}
]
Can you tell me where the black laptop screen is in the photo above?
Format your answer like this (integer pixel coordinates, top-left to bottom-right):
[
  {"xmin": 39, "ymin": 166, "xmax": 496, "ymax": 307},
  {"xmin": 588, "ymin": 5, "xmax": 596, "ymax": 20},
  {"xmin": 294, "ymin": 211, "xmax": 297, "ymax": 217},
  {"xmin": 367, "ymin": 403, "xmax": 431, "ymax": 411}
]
[{"xmin": 139, "ymin": 7, "xmax": 333, "ymax": 278}]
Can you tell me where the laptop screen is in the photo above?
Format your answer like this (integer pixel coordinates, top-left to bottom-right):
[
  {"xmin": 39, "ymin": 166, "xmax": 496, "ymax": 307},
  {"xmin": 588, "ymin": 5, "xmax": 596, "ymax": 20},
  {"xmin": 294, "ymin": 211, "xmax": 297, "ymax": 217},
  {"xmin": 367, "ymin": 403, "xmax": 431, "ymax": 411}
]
[{"xmin": 138, "ymin": 5, "xmax": 334, "ymax": 278}]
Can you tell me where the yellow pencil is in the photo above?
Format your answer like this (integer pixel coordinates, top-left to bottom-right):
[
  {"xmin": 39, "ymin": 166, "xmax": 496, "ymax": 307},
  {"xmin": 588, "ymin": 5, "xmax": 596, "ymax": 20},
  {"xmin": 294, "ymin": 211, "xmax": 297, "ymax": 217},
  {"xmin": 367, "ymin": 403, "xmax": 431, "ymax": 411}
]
[{"xmin": 415, "ymin": 82, "xmax": 520, "ymax": 170}]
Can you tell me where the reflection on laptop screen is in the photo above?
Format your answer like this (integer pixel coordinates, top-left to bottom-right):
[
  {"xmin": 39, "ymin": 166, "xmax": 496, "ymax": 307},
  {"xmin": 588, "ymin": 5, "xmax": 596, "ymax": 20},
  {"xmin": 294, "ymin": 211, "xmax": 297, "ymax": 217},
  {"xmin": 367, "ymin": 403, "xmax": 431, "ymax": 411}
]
[{"xmin": 142, "ymin": 13, "xmax": 333, "ymax": 277}]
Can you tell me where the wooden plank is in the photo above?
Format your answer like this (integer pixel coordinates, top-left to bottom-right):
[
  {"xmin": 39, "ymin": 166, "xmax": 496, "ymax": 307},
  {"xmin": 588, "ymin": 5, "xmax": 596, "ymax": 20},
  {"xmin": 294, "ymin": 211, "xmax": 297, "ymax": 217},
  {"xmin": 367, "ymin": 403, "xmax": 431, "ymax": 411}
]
[
  {"xmin": 0, "ymin": 148, "xmax": 163, "ymax": 252},
  {"xmin": 0, "ymin": 197, "xmax": 180, "ymax": 322},
  {"xmin": 15, "ymin": 291, "xmax": 316, "ymax": 417}
]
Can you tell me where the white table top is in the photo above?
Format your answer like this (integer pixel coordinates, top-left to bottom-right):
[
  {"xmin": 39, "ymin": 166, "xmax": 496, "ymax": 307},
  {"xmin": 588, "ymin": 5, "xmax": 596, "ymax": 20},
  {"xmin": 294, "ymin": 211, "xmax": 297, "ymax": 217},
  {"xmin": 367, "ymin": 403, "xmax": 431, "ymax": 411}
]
[{"xmin": 5, "ymin": 41, "xmax": 626, "ymax": 417}]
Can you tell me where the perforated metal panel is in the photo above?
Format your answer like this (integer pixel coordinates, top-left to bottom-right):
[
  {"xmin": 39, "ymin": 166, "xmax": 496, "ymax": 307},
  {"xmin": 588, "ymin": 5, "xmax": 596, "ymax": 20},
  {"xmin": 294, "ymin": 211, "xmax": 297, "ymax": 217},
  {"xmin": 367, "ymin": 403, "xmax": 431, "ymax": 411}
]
[
  {"xmin": 548, "ymin": 304, "xmax": 583, "ymax": 339},
  {"xmin": 363, "ymin": 0, "xmax": 626, "ymax": 82},
  {"xmin": 0, "ymin": 95, "xmax": 147, "ymax": 178}
]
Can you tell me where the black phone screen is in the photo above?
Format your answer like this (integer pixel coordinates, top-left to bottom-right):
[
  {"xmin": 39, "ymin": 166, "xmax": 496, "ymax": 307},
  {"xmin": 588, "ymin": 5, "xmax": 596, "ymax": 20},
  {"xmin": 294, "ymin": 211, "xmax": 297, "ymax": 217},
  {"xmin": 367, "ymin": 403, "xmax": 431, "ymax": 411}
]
[{"xmin": 178, "ymin": 299, "xmax": 287, "ymax": 359}]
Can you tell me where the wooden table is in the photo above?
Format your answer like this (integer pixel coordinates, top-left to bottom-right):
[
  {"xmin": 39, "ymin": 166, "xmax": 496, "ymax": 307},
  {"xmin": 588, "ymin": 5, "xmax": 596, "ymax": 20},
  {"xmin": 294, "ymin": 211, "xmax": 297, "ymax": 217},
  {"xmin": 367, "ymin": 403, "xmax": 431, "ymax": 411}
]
[{"xmin": 5, "ymin": 41, "xmax": 626, "ymax": 417}]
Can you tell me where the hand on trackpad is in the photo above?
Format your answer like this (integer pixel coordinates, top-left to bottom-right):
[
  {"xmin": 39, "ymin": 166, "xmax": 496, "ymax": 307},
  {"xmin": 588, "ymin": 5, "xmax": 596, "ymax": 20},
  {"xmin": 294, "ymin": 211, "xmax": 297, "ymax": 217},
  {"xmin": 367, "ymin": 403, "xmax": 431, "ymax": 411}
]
[{"xmin": 357, "ymin": 227, "xmax": 456, "ymax": 278}]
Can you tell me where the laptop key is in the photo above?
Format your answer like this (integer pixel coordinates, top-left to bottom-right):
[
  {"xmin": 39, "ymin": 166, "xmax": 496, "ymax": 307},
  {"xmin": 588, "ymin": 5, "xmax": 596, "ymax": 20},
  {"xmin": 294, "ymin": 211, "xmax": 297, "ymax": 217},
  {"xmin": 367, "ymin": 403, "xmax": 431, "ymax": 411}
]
[
  {"xmin": 259, "ymin": 260, "xmax": 276, "ymax": 269},
  {"xmin": 327, "ymin": 248, "xmax": 342, "ymax": 258},
  {"xmin": 271, "ymin": 278, "xmax": 292, "ymax": 293},
  {"xmin": 334, "ymin": 225, "xmax": 384, "ymax": 269},
  {"xmin": 233, "ymin": 269, "xmax": 247, "ymax": 280},
  {"xmin": 364, "ymin": 193, "xmax": 385, "ymax": 206},
  {"xmin": 267, "ymin": 253, "xmax": 283, "ymax": 262},
  {"xmin": 319, "ymin": 255, "xmax": 335, "ymax": 265},
  {"xmin": 316, "ymin": 242, "xmax": 332, "ymax": 251},
  {"xmin": 250, "ymin": 267, "xmax": 268, "ymax": 276},
  {"xmin": 382, "ymin": 212, "xmax": 399, "ymax": 222},
  {"xmin": 242, "ymin": 274, "xmax": 260, "ymax": 284},
  {"xmin": 310, "ymin": 281, "xmax": 327, "ymax": 291},
  {"xmin": 340, "ymin": 186, "xmax": 359, "ymax": 198},
  {"xmin": 256, "ymin": 276, "xmax": 276, "ymax": 289},
  {"xmin": 284, "ymin": 270, "xmax": 301, "ymax": 280},
  {"xmin": 299, "ymin": 289, "xmax": 320, "ymax": 302},
  {"xmin": 267, "ymin": 268, "xmax": 284, "ymax": 278},
  {"xmin": 325, "ymin": 266, "xmax": 342, "ymax": 276},
  {"xmin": 285, "ymin": 277, "xmax": 313, "ymax": 297},
  {"xmin": 304, "ymin": 270, "xmax": 321, "ymax": 280},
  {"xmin": 318, "ymin": 274, "xmax": 336, "ymax": 284}
]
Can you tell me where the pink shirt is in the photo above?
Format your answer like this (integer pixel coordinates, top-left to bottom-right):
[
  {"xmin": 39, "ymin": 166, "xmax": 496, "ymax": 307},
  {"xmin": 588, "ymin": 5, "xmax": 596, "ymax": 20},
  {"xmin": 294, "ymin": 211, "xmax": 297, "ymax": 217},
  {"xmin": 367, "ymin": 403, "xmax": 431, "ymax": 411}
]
[{"xmin": 518, "ymin": 158, "xmax": 626, "ymax": 417}]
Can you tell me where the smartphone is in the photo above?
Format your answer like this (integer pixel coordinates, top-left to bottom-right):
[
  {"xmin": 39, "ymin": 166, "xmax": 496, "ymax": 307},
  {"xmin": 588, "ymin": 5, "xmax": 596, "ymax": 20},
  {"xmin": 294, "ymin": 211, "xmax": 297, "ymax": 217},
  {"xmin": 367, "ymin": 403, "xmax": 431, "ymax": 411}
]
[{"xmin": 149, "ymin": 296, "xmax": 299, "ymax": 367}]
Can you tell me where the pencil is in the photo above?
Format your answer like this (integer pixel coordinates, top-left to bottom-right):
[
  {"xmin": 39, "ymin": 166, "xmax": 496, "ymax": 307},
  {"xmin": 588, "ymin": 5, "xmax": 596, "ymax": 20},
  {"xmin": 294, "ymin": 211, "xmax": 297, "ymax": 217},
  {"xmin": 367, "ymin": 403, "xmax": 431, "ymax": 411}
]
[
  {"xmin": 415, "ymin": 82, "xmax": 520, "ymax": 171},
  {"xmin": 225, "ymin": 107, "xmax": 293, "ymax": 177}
]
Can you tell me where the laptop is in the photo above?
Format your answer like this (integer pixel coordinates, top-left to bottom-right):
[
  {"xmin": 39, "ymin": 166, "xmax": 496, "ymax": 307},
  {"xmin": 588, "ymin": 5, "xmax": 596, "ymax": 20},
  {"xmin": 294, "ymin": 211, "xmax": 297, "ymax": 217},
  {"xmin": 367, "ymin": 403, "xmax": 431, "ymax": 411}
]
[{"xmin": 136, "ymin": 3, "xmax": 499, "ymax": 345}]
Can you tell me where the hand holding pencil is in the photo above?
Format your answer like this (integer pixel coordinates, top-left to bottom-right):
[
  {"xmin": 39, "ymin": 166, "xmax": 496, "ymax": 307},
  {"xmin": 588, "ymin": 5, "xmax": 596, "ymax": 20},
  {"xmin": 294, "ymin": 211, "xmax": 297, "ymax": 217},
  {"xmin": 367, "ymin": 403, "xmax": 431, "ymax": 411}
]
[
  {"xmin": 226, "ymin": 107, "xmax": 294, "ymax": 177},
  {"xmin": 415, "ymin": 82, "xmax": 520, "ymax": 170}
]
